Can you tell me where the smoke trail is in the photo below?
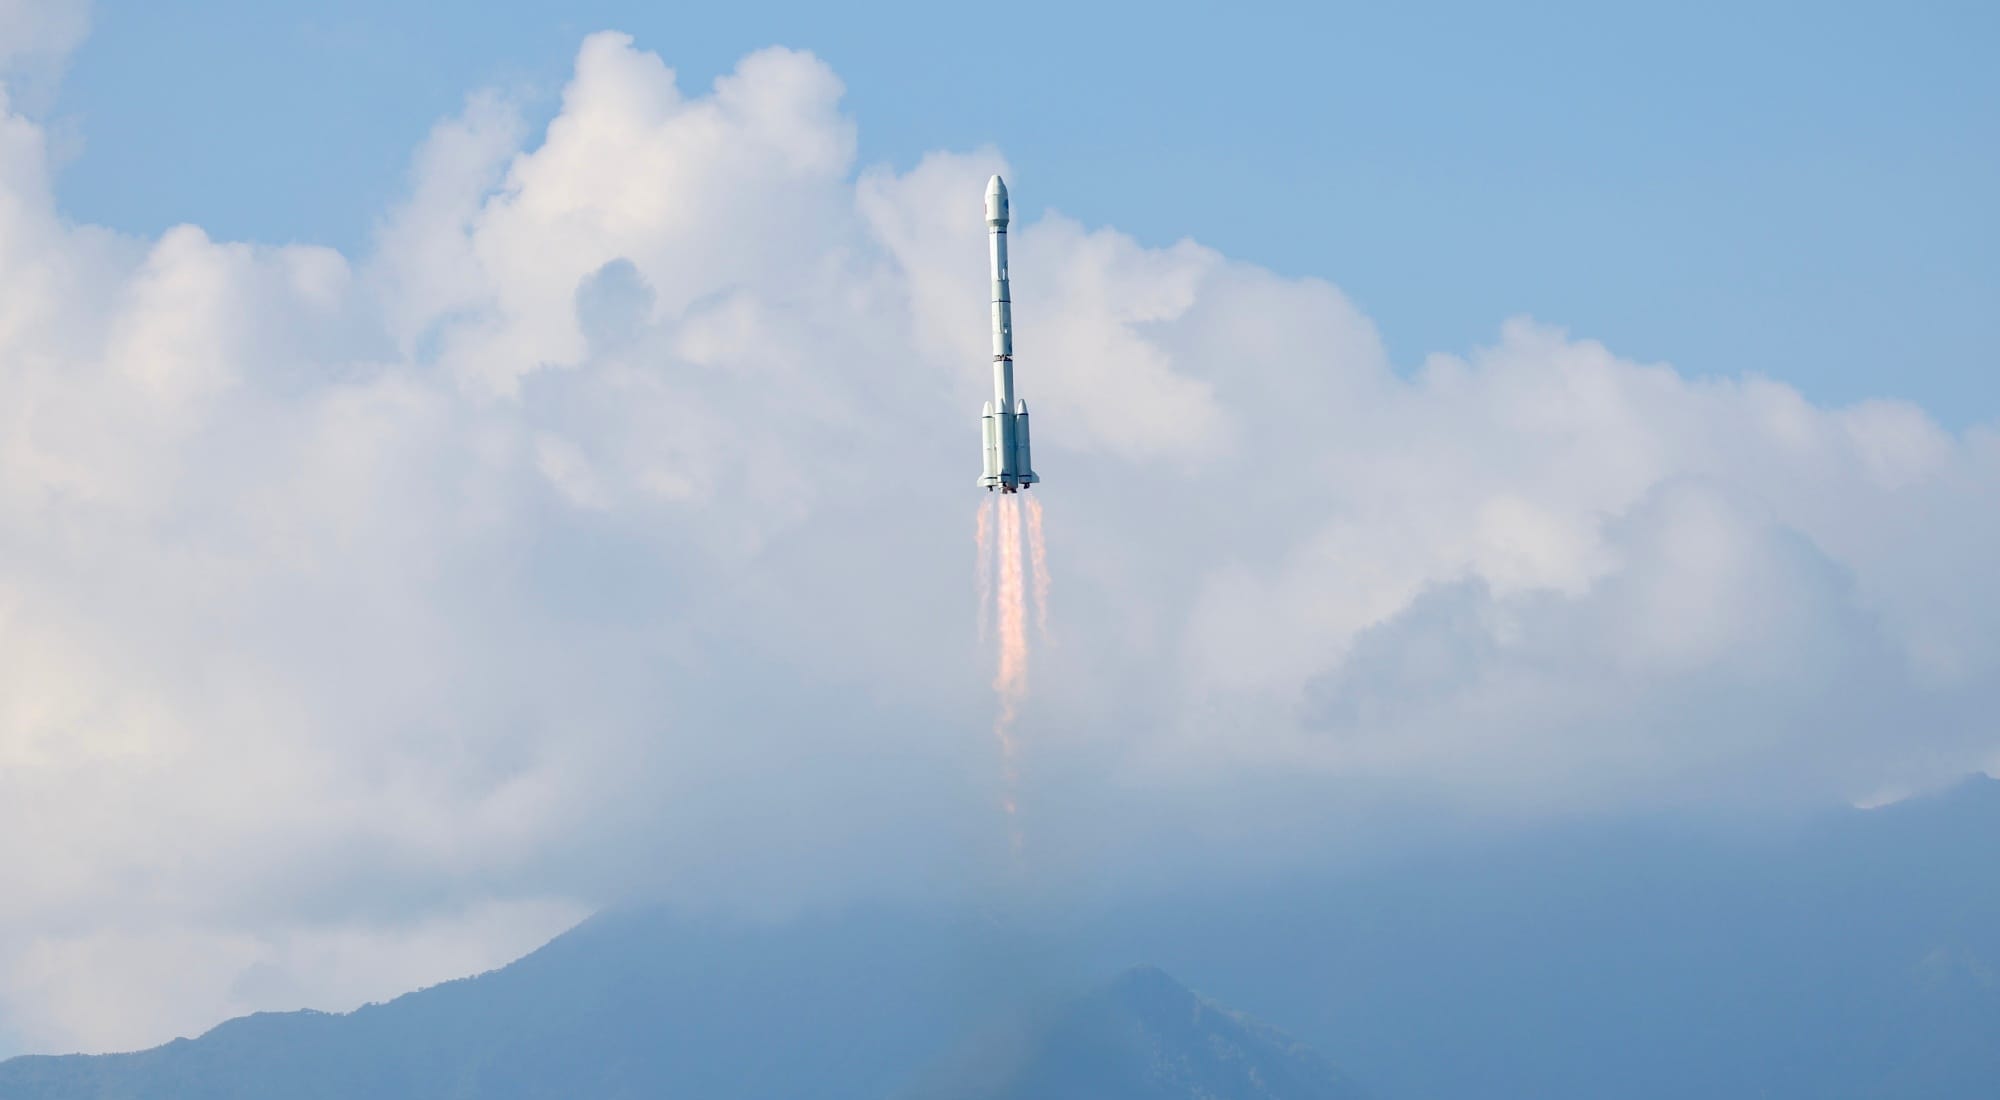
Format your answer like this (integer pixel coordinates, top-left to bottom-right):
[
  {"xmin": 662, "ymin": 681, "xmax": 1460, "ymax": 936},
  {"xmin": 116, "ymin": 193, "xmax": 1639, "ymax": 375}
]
[
  {"xmin": 994, "ymin": 496, "xmax": 1028, "ymax": 707},
  {"xmin": 975, "ymin": 494, "xmax": 1042, "ymax": 856},
  {"xmin": 1025, "ymin": 495, "xmax": 1050, "ymax": 642},
  {"xmin": 992, "ymin": 495, "xmax": 1028, "ymax": 853},
  {"xmin": 975, "ymin": 497, "xmax": 994, "ymax": 642}
]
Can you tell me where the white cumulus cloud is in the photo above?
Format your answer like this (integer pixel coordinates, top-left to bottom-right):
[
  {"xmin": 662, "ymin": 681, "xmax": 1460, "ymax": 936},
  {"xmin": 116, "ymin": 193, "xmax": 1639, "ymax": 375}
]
[{"xmin": 2, "ymin": 29, "xmax": 1997, "ymax": 1054}]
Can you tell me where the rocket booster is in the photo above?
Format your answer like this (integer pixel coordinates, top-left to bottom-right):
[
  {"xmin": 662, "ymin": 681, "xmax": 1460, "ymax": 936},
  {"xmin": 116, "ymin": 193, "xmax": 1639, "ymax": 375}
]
[{"xmin": 979, "ymin": 175, "xmax": 1039, "ymax": 492}]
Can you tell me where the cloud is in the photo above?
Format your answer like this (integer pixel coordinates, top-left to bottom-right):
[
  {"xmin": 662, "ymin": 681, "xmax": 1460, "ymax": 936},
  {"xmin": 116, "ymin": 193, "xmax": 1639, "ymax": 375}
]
[
  {"xmin": 2, "ymin": 28, "xmax": 1998, "ymax": 1053},
  {"xmin": 4, "ymin": 898, "xmax": 586, "ymax": 1056},
  {"xmin": 0, "ymin": 0, "xmax": 89, "ymax": 109},
  {"xmin": 0, "ymin": 0, "xmax": 87, "ymax": 67}
]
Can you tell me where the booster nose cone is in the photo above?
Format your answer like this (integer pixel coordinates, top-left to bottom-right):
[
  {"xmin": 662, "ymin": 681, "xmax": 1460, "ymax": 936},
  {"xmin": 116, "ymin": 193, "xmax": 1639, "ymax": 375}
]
[{"xmin": 985, "ymin": 175, "xmax": 1010, "ymax": 227}]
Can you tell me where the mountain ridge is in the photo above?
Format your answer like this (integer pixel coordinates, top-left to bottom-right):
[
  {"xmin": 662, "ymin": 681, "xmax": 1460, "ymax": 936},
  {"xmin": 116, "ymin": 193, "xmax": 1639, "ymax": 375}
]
[
  {"xmin": 5, "ymin": 776, "xmax": 2000, "ymax": 1098},
  {"xmin": 0, "ymin": 949, "xmax": 1357, "ymax": 1100}
]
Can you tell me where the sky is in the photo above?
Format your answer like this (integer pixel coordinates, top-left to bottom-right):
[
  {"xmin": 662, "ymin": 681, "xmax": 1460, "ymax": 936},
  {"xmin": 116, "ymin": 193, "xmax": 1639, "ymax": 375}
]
[
  {"xmin": 46, "ymin": 0, "xmax": 2000, "ymax": 418},
  {"xmin": 2, "ymin": 0, "xmax": 1998, "ymax": 1058}
]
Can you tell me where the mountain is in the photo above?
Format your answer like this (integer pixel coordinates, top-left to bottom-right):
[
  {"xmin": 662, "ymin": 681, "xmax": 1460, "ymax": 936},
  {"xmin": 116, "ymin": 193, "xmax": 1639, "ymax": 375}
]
[
  {"xmin": 909, "ymin": 967, "xmax": 1366, "ymax": 1100},
  {"xmin": 1083, "ymin": 775, "xmax": 2000, "ymax": 1100},
  {"xmin": 0, "ymin": 911, "xmax": 1361, "ymax": 1100},
  {"xmin": 0, "ymin": 908, "xmax": 1008, "ymax": 1100},
  {"xmin": 4, "ymin": 777, "xmax": 1999, "ymax": 1099}
]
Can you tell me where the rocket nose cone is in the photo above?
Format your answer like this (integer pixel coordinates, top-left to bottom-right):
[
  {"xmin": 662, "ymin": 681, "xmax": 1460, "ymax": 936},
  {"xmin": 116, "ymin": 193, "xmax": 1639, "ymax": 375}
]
[{"xmin": 985, "ymin": 175, "xmax": 1009, "ymax": 225}]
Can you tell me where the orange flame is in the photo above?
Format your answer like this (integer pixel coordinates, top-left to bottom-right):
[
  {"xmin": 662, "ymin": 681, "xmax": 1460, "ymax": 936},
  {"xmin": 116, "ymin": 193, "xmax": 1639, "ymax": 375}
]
[
  {"xmin": 977, "ymin": 495, "xmax": 1046, "ymax": 858},
  {"xmin": 994, "ymin": 495, "xmax": 1028, "ymax": 709},
  {"xmin": 1025, "ymin": 494, "xmax": 1050, "ymax": 642},
  {"xmin": 992, "ymin": 496, "xmax": 1029, "ymax": 854},
  {"xmin": 975, "ymin": 497, "xmax": 994, "ymax": 642}
]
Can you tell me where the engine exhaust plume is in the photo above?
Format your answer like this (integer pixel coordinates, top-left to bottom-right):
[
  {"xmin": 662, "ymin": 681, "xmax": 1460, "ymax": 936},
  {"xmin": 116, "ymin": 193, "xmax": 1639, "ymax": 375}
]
[
  {"xmin": 991, "ymin": 495, "xmax": 1028, "ymax": 852},
  {"xmin": 976, "ymin": 497, "xmax": 995, "ymax": 642},
  {"xmin": 994, "ymin": 495, "xmax": 1028, "ymax": 711},
  {"xmin": 1025, "ymin": 494, "xmax": 1050, "ymax": 642}
]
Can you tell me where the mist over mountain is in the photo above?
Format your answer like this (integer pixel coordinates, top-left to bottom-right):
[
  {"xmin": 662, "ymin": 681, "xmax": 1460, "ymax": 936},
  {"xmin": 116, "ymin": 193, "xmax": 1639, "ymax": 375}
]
[
  {"xmin": 0, "ymin": 907, "xmax": 989, "ymax": 1100},
  {"xmin": 0, "ymin": 912, "xmax": 1360, "ymax": 1100},
  {"xmin": 1089, "ymin": 776, "xmax": 2000, "ymax": 1099},
  {"xmin": 906, "ymin": 967, "xmax": 1367, "ymax": 1100},
  {"xmin": 4, "ymin": 777, "xmax": 1995, "ymax": 1099}
]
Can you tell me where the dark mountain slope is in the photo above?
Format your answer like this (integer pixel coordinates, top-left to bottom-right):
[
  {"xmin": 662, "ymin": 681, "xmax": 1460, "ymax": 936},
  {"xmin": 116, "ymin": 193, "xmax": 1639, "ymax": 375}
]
[
  {"xmin": 911, "ymin": 967, "xmax": 1367, "ymax": 1100},
  {"xmin": 5, "ymin": 777, "xmax": 2000, "ymax": 1099},
  {"xmin": 0, "ymin": 916, "xmax": 1365, "ymax": 1100},
  {"xmin": 1082, "ymin": 777, "xmax": 2000, "ymax": 1100},
  {"xmin": 0, "ymin": 907, "xmax": 1015, "ymax": 1100}
]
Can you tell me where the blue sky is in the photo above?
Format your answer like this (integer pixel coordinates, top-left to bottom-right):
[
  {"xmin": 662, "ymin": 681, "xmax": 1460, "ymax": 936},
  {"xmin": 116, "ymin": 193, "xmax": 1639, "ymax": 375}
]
[
  {"xmin": 50, "ymin": 0, "xmax": 1999, "ymax": 421},
  {"xmin": 9, "ymin": 0, "xmax": 2000, "ymax": 1055}
]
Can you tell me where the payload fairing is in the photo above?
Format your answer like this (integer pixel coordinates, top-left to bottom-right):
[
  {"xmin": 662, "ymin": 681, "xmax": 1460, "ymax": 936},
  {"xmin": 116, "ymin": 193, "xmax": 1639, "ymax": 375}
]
[{"xmin": 979, "ymin": 175, "xmax": 1039, "ymax": 492}]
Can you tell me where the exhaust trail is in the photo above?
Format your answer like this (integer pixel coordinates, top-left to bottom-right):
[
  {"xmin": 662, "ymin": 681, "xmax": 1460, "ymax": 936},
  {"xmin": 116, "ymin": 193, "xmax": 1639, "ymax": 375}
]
[
  {"xmin": 991, "ymin": 495, "xmax": 1028, "ymax": 852},
  {"xmin": 994, "ymin": 496, "xmax": 1028, "ymax": 708},
  {"xmin": 967, "ymin": 176, "xmax": 1047, "ymax": 860},
  {"xmin": 1025, "ymin": 494, "xmax": 1050, "ymax": 642},
  {"xmin": 976, "ymin": 497, "xmax": 995, "ymax": 642}
]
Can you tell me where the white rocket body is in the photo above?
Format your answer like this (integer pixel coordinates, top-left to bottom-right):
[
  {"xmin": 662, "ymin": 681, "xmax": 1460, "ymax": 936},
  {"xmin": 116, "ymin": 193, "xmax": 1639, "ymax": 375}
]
[{"xmin": 979, "ymin": 175, "xmax": 1039, "ymax": 492}]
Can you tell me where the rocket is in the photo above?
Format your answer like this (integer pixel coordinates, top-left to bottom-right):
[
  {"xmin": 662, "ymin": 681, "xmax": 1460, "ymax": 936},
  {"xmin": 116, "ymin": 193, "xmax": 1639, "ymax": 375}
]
[{"xmin": 979, "ymin": 175, "xmax": 1039, "ymax": 492}]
